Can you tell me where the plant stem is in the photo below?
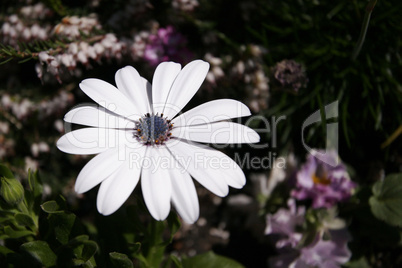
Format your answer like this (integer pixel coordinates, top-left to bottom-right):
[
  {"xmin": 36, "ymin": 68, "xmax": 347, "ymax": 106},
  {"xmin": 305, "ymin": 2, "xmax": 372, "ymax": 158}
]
[{"xmin": 351, "ymin": 0, "xmax": 377, "ymax": 60}]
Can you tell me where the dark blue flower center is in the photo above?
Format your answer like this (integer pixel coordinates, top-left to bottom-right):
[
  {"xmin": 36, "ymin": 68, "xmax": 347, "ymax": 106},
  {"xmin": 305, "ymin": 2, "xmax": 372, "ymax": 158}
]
[{"xmin": 136, "ymin": 113, "xmax": 172, "ymax": 145}]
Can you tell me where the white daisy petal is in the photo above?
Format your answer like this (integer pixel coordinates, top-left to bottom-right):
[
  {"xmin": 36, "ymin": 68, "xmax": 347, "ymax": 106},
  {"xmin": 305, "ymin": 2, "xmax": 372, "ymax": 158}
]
[
  {"xmin": 79, "ymin": 78, "xmax": 140, "ymax": 118},
  {"xmin": 184, "ymin": 142, "xmax": 246, "ymax": 189},
  {"xmin": 172, "ymin": 99, "xmax": 251, "ymax": 127},
  {"xmin": 115, "ymin": 66, "xmax": 151, "ymax": 115},
  {"xmin": 96, "ymin": 146, "xmax": 147, "ymax": 215},
  {"xmin": 163, "ymin": 60, "xmax": 210, "ymax": 119},
  {"xmin": 142, "ymin": 78, "xmax": 153, "ymax": 114},
  {"xmin": 169, "ymin": 163, "xmax": 199, "ymax": 224},
  {"xmin": 56, "ymin": 128, "xmax": 139, "ymax": 155},
  {"xmin": 95, "ymin": 175, "xmax": 114, "ymax": 214},
  {"xmin": 152, "ymin": 62, "xmax": 181, "ymax": 114},
  {"xmin": 166, "ymin": 140, "xmax": 230, "ymax": 197},
  {"xmin": 64, "ymin": 105, "xmax": 135, "ymax": 129},
  {"xmin": 141, "ymin": 147, "xmax": 172, "ymax": 221},
  {"xmin": 75, "ymin": 147, "xmax": 125, "ymax": 194},
  {"xmin": 171, "ymin": 121, "xmax": 260, "ymax": 144}
]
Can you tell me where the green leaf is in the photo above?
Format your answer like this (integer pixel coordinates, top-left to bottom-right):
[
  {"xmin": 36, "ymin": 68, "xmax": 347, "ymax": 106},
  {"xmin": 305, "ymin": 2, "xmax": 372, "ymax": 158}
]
[
  {"xmin": 0, "ymin": 58, "xmax": 13, "ymax": 65},
  {"xmin": 68, "ymin": 235, "xmax": 89, "ymax": 246},
  {"xmin": 42, "ymin": 198, "xmax": 82, "ymax": 245},
  {"xmin": 169, "ymin": 254, "xmax": 183, "ymax": 268},
  {"xmin": 0, "ymin": 164, "xmax": 14, "ymax": 179},
  {"xmin": 128, "ymin": 242, "xmax": 141, "ymax": 253},
  {"xmin": 4, "ymin": 226, "xmax": 35, "ymax": 239},
  {"xmin": 18, "ymin": 57, "xmax": 33, "ymax": 64},
  {"xmin": 182, "ymin": 251, "xmax": 244, "ymax": 268},
  {"xmin": 56, "ymin": 235, "xmax": 95, "ymax": 266},
  {"xmin": 345, "ymin": 256, "xmax": 371, "ymax": 268},
  {"xmin": 369, "ymin": 173, "xmax": 402, "ymax": 226},
  {"xmin": 28, "ymin": 170, "xmax": 43, "ymax": 200},
  {"xmin": 133, "ymin": 252, "xmax": 149, "ymax": 266},
  {"xmin": 0, "ymin": 245, "xmax": 14, "ymax": 256},
  {"xmin": 51, "ymin": 212, "xmax": 77, "ymax": 245},
  {"xmin": 0, "ymin": 177, "xmax": 24, "ymax": 205},
  {"xmin": 15, "ymin": 213, "xmax": 36, "ymax": 230},
  {"xmin": 81, "ymin": 241, "xmax": 98, "ymax": 262},
  {"xmin": 41, "ymin": 200, "xmax": 62, "ymax": 213},
  {"xmin": 20, "ymin": 241, "xmax": 57, "ymax": 267},
  {"xmin": 24, "ymin": 170, "xmax": 43, "ymax": 217},
  {"xmin": 109, "ymin": 252, "xmax": 134, "ymax": 268}
]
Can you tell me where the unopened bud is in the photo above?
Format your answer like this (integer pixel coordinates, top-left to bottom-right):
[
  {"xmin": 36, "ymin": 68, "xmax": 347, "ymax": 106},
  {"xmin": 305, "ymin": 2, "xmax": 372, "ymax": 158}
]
[{"xmin": 0, "ymin": 177, "xmax": 24, "ymax": 205}]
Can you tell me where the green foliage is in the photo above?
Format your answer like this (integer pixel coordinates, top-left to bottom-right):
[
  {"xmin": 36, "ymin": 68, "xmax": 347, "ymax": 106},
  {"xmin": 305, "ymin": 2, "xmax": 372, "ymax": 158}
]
[
  {"xmin": 0, "ymin": 165, "xmax": 98, "ymax": 267},
  {"xmin": 1, "ymin": 165, "xmax": 245, "ymax": 267},
  {"xmin": 42, "ymin": 197, "xmax": 85, "ymax": 245},
  {"xmin": 0, "ymin": 164, "xmax": 14, "ymax": 179},
  {"xmin": 130, "ymin": 210, "xmax": 183, "ymax": 267},
  {"xmin": 369, "ymin": 173, "xmax": 402, "ymax": 227},
  {"xmin": 42, "ymin": 0, "xmax": 67, "ymax": 16},
  {"xmin": 345, "ymin": 257, "xmax": 371, "ymax": 268},
  {"xmin": 342, "ymin": 185, "xmax": 401, "ymax": 266},
  {"xmin": 20, "ymin": 241, "xmax": 57, "ymax": 267},
  {"xmin": 109, "ymin": 252, "xmax": 134, "ymax": 268},
  {"xmin": 0, "ymin": 41, "xmax": 57, "ymax": 64},
  {"xmin": 0, "ymin": 165, "xmax": 39, "ymax": 243},
  {"xmin": 244, "ymin": 0, "xmax": 402, "ymax": 159},
  {"xmin": 182, "ymin": 251, "xmax": 245, "ymax": 268},
  {"xmin": 351, "ymin": 0, "xmax": 378, "ymax": 60}
]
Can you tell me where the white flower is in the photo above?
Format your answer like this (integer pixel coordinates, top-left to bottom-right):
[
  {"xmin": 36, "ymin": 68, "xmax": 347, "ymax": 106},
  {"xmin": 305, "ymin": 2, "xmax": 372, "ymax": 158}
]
[{"xmin": 57, "ymin": 60, "xmax": 259, "ymax": 223}]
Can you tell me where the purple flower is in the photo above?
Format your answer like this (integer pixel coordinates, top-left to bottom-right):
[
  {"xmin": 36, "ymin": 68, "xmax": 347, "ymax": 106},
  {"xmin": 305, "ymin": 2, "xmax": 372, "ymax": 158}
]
[
  {"xmin": 266, "ymin": 198, "xmax": 352, "ymax": 268},
  {"xmin": 144, "ymin": 26, "xmax": 193, "ymax": 66},
  {"xmin": 265, "ymin": 199, "xmax": 305, "ymax": 248},
  {"xmin": 291, "ymin": 150, "xmax": 356, "ymax": 208},
  {"xmin": 298, "ymin": 229, "xmax": 351, "ymax": 268},
  {"xmin": 270, "ymin": 229, "xmax": 351, "ymax": 268}
]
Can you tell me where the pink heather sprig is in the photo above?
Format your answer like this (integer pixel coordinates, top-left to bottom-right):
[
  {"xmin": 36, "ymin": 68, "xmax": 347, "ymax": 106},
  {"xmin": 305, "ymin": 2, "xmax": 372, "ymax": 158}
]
[{"xmin": 144, "ymin": 26, "xmax": 193, "ymax": 66}]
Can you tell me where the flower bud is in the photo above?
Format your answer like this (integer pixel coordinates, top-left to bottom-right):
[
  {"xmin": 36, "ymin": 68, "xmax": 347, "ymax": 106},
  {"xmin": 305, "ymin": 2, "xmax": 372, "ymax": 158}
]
[{"xmin": 0, "ymin": 177, "xmax": 24, "ymax": 205}]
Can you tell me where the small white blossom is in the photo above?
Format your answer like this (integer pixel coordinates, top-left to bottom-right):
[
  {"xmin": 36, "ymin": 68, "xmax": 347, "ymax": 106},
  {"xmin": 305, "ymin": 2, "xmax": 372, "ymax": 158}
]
[
  {"xmin": 25, "ymin": 157, "xmax": 39, "ymax": 172},
  {"xmin": 172, "ymin": 0, "xmax": 199, "ymax": 12},
  {"xmin": 0, "ymin": 121, "xmax": 9, "ymax": 134},
  {"xmin": 54, "ymin": 119, "xmax": 64, "ymax": 133}
]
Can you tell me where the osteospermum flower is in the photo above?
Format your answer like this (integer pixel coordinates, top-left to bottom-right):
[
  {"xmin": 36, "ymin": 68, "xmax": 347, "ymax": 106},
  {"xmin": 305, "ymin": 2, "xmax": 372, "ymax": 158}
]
[
  {"xmin": 57, "ymin": 60, "xmax": 259, "ymax": 223},
  {"xmin": 291, "ymin": 150, "xmax": 356, "ymax": 208}
]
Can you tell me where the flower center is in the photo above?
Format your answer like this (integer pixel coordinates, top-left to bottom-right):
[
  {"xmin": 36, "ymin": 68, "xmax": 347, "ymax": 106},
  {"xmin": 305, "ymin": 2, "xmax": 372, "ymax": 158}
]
[
  {"xmin": 135, "ymin": 113, "xmax": 173, "ymax": 145},
  {"xmin": 312, "ymin": 174, "xmax": 331, "ymax": 185}
]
